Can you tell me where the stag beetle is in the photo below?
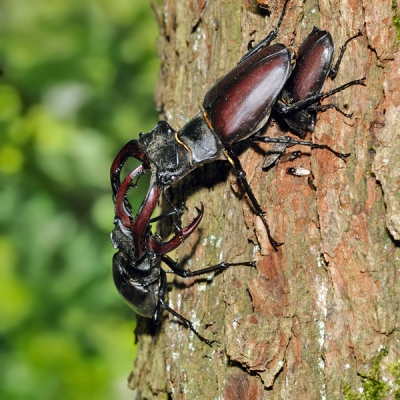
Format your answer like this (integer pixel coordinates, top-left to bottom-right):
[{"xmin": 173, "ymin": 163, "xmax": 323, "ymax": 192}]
[
  {"xmin": 254, "ymin": 27, "xmax": 364, "ymax": 169},
  {"xmin": 111, "ymin": 0, "xmax": 364, "ymax": 252},
  {"xmin": 111, "ymin": 167, "xmax": 255, "ymax": 344},
  {"xmin": 111, "ymin": 0, "xmax": 292, "ymax": 251}
]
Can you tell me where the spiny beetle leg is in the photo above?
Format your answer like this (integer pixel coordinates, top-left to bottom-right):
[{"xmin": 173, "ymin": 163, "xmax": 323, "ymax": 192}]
[
  {"xmin": 224, "ymin": 147, "xmax": 284, "ymax": 251},
  {"xmin": 252, "ymin": 135, "xmax": 350, "ymax": 161},
  {"xmin": 161, "ymin": 191, "xmax": 184, "ymax": 231},
  {"xmin": 240, "ymin": 0, "xmax": 290, "ymax": 63},
  {"xmin": 157, "ymin": 269, "xmax": 212, "ymax": 346},
  {"xmin": 160, "ymin": 299, "xmax": 213, "ymax": 346},
  {"xmin": 307, "ymin": 103, "xmax": 353, "ymax": 119},
  {"xmin": 329, "ymin": 30, "xmax": 363, "ymax": 79},
  {"xmin": 277, "ymin": 78, "xmax": 366, "ymax": 115},
  {"xmin": 159, "ymin": 258, "xmax": 256, "ymax": 345},
  {"xmin": 162, "ymin": 254, "xmax": 256, "ymax": 278},
  {"xmin": 149, "ymin": 206, "xmax": 184, "ymax": 224}
]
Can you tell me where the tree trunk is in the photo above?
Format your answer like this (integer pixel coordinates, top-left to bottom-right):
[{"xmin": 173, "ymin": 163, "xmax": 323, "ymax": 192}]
[{"xmin": 129, "ymin": 0, "xmax": 400, "ymax": 398}]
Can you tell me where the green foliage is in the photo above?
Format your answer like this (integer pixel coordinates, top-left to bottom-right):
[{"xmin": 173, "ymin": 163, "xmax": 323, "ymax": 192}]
[
  {"xmin": 0, "ymin": 0, "xmax": 159, "ymax": 398},
  {"xmin": 343, "ymin": 348, "xmax": 400, "ymax": 400},
  {"xmin": 393, "ymin": 0, "xmax": 400, "ymax": 41}
]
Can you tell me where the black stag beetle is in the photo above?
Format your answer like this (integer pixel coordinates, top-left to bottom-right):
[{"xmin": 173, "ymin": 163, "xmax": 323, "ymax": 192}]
[
  {"xmin": 111, "ymin": 0, "xmax": 364, "ymax": 253},
  {"xmin": 254, "ymin": 27, "xmax": 364, "ymax": 169},
  {"xmin": 111, "ymin": 166, "xmax": 255, "ymax": 344}
]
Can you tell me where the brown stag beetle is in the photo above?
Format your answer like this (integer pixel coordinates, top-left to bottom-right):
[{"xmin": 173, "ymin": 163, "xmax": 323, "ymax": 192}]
[
  {"xmin": 111, "ymin": 167, "xmax": 255, "ymax": 344},
  {"xmin": 111, "ymin": 0, "xmax": 364, "ymax": 252},
  {"xmin": 254, "ymin": 27, "xmax": 364, "ymax": 169},
  {"xmin": 111, "ymin": 0, "xmax": 292, "ymax": 251}
]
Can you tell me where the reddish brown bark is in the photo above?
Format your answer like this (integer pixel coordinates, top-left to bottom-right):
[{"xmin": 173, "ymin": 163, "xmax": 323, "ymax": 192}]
[{"xmin": 129, "ymin": 0, "xmax": 400, "ymax": 398}]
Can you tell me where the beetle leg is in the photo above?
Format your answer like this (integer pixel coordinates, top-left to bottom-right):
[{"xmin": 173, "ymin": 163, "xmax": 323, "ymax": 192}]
[
  {"xmin": 157, "ymin": 269, "xmax": 212, "ymax": 345},
  {"xmin": 252, "ymin": 135, "xmax": 350, "ymax": 161},
  {"xmin": 151, "ymin": 268, "xmax": 164, "ymax": 325},
  {"xmin": 276, "ymin": 78, "xmax": 366, "ymax": 115},
  {"xmin": 159, "ymin": 190, "xmax": 183, "ymax": 230},
  {"xmin": 329, "ymin": 30, "xmax": 363, "ymax": 79},
  {"xmin": 110, "ymin": 139, "xmax": 151, "ymax": 199},
  {"xmin": 307, "ymin": 103, "xmax": 353, "ymax": 119},
  {"xmin": 239, "ymin": 0, "xmax": 289, "ymax": 63},
  {"xmin": 162, "ymin": 254, "xmax": 256, "ymax": 277},
  {"xmin": 147, "ymin": 203, "xmax": 204, "ymax": 255},
  {"xmin": 149, "ymin": 205, "xmax": 184, "ymax": 224},
  {"xmin": 223, "ymin": 147, "xmax": 283, "ymax": 251}
]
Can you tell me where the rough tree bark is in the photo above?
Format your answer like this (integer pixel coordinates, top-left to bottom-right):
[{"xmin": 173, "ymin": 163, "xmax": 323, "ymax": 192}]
[{"xmin": 129, "ymin": 0, "xmax": 400, "ymax": 398}]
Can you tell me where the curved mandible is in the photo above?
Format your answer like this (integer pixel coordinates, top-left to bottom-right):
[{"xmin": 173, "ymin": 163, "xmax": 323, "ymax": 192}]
[
  {"xmin": 114, "ymin": 165, "xmax": 148, "ymax": 230},
  {"xmin": 110, "ymin": 139, "xmax": 150, "ymax": 198},
  {"xmin": 115, "ymin": 169, "xmax": 163, "ymax": 257},
  {"xmin": 147, "ymin": 203, "xmax": 204, "ymax": 255}
]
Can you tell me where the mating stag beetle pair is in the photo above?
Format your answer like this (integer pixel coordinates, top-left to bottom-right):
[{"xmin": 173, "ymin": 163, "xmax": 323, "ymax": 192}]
[{"xmin": 111, "ymin": 0, "xmax": 365, "ymax": 343}]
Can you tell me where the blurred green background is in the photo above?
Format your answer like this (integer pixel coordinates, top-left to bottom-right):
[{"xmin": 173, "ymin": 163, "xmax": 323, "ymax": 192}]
[{"xmin": 0, "ymin": 0, "xmax": 159, "ymax": 398}]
